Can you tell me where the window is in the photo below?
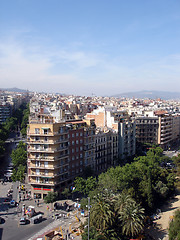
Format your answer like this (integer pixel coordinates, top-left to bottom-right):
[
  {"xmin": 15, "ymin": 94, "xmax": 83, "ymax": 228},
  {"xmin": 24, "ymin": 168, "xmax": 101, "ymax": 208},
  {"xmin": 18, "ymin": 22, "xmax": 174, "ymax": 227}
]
[
  {"xmin": 76, "ymin": 140, "xmax": 79, "ymax": 144},
  {"xmin": 45, "ymin": 169, "xmax": 48, "ymax": 175},
  {"xmin": 35, "ymin": 128, "xmax": 40, "ymax": 134},
  {"xmin": 72, "ymin": 141, "xmax": 74, "ymax": 145},
  {"xmin": 80, "ymin": 132, "xmax": 83, "ymax": 136},
  {"xmin": 72, "ymin": 133, "xmax": 74, "ymax": 137},
  {"xmin": 43, "ymin": 129, "xmax": 48, "ymax": 134},
  {"xmin": 44, "ymin": 145, "xmax": 48, "ymax": 150},
  {"xmin": 80, "ymin": 154, "xmax": 83, "ymax": 158},
  {"xmin": 36, "ymin": 161, "xmax": 40, "ymax": 167},
  {"xmin": 76, "ymin": 133, "xmax": 79, "ymax": 137},
  {"xmin": 44, "ymin": 162, "xmax": 48, "ymax": 168},
  {"xmin": 76, "ymin": 156, "xmax": 79, "ymax": 160},
  {"xmin": 35, "ymin": 136, "xmax": 40, "ymax": 141},
  {"xmin": 36, "ymin": 177, "xmax": 40, "ymax": 183},
  {"xmin": 35, "ymin": 145, "xmax": 40, "ymax": 150},
  {"xmin": 45, "ymin": 178, "xmax": 49, "ymax": 183},
  {"xmin": 72, "ymin": 156, "xmax": 75, "ymax": 161},
  {"xmin": 72, "ymin": 148, "xmax": 74, "ymax": 153},
  {"xmin": 76, "ymin": 148, "xmax": 79, "ymax": 152},
  {"xmin": 80, "ymin": 146, "xmax": 83, "ymax": 151}
]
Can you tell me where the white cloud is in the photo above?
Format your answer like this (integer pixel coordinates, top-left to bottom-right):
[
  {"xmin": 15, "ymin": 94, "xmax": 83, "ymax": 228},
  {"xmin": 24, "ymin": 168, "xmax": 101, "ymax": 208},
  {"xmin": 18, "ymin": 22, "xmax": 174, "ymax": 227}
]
[{"xmin": 0, "ymin": 39, "xmax": 180, "ymax": 96}]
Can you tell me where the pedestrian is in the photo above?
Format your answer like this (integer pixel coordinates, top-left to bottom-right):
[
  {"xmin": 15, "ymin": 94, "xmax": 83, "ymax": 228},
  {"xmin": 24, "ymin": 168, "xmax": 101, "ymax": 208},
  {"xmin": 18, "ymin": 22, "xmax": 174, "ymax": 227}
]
[
  {"xmin": 37, "ymin": 199, "xmax": 39, "ymax": 206},
  {"xmin": 35, "ymin": 200, "xmax": 36, "ymax": 205}
]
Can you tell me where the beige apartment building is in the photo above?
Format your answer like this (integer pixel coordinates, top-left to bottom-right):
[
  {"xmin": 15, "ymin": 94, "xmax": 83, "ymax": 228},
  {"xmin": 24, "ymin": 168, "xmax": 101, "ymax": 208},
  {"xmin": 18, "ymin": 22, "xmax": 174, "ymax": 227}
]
[
  {"xmin": 155, "ymin": 111, "xmax": 173, "ymax": 149},
  {"xmin": 27, "ymin": 113, "xmax": 69, "ymax": 199}
]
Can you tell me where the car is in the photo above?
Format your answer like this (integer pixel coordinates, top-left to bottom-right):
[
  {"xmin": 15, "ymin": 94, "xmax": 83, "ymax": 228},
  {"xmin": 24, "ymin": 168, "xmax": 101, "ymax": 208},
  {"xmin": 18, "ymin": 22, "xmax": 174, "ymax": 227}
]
[
  {"xmin": 3, "ymin": 198, "xmax": 11, "ymax": 203},
  {"xmin": 10, "ymin": 200, "xmax": 16, "ymax": 207},
  {"xmin": 0, "ymin": 217, "xmax": 4, "ymax": 224},
  {"xmin": 19, "ymin": 217, "xmax": 27, "ymax": 225}
]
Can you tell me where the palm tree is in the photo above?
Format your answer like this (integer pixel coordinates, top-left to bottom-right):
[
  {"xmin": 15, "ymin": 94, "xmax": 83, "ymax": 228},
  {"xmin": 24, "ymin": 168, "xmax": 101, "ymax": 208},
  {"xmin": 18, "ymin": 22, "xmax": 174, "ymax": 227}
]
[
  {"xmin": 120, "ymin": 201, "xmax": 144, "ymax": 237},
  {"xmin": 90, "ymin": 193, "xmax": 113, "ymax": 232},
  {"xmin": 113, "ymin": 193, "xmax": 134, "ymax": 213}
]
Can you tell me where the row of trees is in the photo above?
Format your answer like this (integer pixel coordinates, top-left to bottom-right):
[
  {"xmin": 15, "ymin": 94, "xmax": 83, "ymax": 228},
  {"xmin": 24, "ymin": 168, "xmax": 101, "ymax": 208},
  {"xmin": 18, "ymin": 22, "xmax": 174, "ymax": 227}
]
[
  {"xmin": 10, "ymin": 103, "xmax": 30, "ymax": 182},
  {"xmin": 74, "ymin": 147, "xmax": 176, "ymax": 239},
  {"xmin": 0, "ymin": 103, "xmax": 29, "ymax": 156},
  {"xmin": 82, "ymin": 192, "xmax": 144, "ymax": 240},
  {"xmin": 11, "ymin": 141, "xmax": 27, "ymax": 182}
]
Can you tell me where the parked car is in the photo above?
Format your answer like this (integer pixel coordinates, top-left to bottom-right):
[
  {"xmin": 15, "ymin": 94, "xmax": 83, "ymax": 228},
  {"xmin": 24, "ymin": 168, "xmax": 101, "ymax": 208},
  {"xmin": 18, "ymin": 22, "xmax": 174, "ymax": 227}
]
[
  {"xmin": 10, "ymin": 200, "xmax": 16, "ymax": 207},
  {"xmin": 3, "ymin": 198, "xmax": 11, "ymax": 203},
  {"xmin": 19, "ymin": 217, "xmax": 28, "ymax": 225},
  {"xmin": 0, "ymin": 217, "xmax": 4, "ymax": 224}
]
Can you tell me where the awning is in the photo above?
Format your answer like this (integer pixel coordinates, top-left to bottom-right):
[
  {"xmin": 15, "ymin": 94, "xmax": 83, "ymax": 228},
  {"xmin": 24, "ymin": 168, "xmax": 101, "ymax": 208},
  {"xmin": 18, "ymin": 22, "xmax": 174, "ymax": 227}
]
[{"xmin": 41, "ymin": 127, "xmax": 50, "ymax": 130}]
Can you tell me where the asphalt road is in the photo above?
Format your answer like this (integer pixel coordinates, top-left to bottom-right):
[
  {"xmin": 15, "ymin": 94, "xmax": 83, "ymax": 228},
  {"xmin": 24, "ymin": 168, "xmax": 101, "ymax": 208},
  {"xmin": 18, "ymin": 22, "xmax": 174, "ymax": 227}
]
[{"xmin": 1, "ymin": 217, "xmax": 53, "ymax": 240}]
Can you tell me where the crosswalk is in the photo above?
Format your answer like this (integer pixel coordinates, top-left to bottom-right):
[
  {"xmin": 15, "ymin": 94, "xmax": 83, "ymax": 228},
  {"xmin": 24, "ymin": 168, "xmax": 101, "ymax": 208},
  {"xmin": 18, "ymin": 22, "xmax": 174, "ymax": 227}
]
[{"xmin": 27, "ymin": 215, "xmax": 74, "ymax": 240}]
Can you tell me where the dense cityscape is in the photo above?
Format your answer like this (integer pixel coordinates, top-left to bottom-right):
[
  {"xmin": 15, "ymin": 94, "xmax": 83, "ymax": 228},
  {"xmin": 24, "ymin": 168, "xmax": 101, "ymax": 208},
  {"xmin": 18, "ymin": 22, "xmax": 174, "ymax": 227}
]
[
  {"xmin": 1, "ymin": 0, "xmax": 180, "ymax": 240},
  {"xmin": 0, "ymin": 89, "xmax": 180, "ymax": 240}
]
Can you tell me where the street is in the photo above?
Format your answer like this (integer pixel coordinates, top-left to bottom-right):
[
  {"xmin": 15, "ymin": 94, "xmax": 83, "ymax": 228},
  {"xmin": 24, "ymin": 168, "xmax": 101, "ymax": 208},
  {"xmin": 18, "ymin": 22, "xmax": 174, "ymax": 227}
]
[{"xmin": 0, "ymin": 182, "xmax": 82, "ymax": 240}]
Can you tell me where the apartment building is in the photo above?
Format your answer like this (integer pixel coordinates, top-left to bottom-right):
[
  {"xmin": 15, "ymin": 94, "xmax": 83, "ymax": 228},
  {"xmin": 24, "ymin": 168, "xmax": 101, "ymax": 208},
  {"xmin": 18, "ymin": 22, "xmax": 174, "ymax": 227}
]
[
  {"xmin": 0, "ymin": 102, "xmax": 11, "ymax": 124},
  {"xmin": 27, "ymin": 113, "xmax": 69, "ymax": 199},
  {"xmin": 66, "ymin": 120, "xmax": 84, "ymax": 179},
  {"xmin": 86, "ymin": 107, "xmax": 136, "ymax": 160},
  {"xmin": 136, "ymin": 117, "xmax": 159, "ymax": 145},
  {"xmin": 172, "ymin": 115, "xmax": 180, "ymax": 142},
  {"xmin": 155, "ymin": 111, "xmax": 173, "ymax": 149},
  {"xmin": 83, "ymin": 119, "xmax": 96, "ymax": 170},
  {"xmin": 118, "ymin": 120, "xmax": 136, "ymax": 159},
  {"xmin": 95, "ymin": 129, "xmax": 118, "ymax": 173}
]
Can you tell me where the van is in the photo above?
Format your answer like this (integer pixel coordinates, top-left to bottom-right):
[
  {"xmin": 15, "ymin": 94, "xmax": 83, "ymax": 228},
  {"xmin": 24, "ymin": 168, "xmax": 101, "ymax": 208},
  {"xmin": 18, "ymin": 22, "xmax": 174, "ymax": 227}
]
[{"xmin": 30, "ymin": 214, "xmax": 43, "ymax": 224}]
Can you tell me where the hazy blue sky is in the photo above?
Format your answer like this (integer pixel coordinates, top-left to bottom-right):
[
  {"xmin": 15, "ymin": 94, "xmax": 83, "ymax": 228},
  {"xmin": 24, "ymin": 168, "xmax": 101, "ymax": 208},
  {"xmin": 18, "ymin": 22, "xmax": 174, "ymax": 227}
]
[{"xmin": 0, "ymin": 0, "xmax": 180, "ymax": 96}]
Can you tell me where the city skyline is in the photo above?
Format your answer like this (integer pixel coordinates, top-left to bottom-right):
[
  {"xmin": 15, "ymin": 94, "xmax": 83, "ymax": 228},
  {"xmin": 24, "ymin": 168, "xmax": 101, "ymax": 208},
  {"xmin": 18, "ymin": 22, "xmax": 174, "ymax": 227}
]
[{"xmin": 1, "ymin": 0, "xmax": 180, "ymax": 96}]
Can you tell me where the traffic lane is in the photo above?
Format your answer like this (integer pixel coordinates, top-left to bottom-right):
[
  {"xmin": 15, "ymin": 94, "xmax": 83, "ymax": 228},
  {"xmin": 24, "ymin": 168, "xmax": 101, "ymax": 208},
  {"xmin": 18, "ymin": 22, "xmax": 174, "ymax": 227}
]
[{"xmin": 2, "ymin": 217, "xmax": 53, "ymax": 240}]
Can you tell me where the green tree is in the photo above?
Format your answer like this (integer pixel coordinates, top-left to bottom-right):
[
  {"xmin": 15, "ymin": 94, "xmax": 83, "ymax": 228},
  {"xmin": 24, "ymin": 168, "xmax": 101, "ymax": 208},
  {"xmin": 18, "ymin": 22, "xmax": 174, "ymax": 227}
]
[
  {"xmin": 74, "ymin": 176, "xmax": 97, "ymax": 195},
  {"xmin": 169, "ymin": 209, "xmax": 180, "ymax": 240},
  {"xmin": 120, "ymin": 201, "xmax": 144, "ymax": 237},
  {"xmin": 11, "ymin": 142, "xmax": 27, "ymax": 168},
  {"xmin": 82, "ymin": 226, "xmax": 105, "ymax": 240},
  {"xmin": 90, "ymin": 193, "xmax": 113, "ymax": 232},
  {"xmin": 11, "ymin": 164, "xmax": 26, "ymax": 182},
  {"xmin": 74, "ymin": 177, "xmax": 86, "ymax": 194},
  {"xmin": 62, "ymin": 187, "xmax": 71, "ymax": 199},
  {"xmin": 147, "ymin": 167, "xmax": 154, "ymax": 209},
  {"xmin": 0, "ymin": 140, "xmax": 5, "ymax": 155},
  {"xmin": 44, "ymin": 192, "xmax": 58, "ymax": 204}
]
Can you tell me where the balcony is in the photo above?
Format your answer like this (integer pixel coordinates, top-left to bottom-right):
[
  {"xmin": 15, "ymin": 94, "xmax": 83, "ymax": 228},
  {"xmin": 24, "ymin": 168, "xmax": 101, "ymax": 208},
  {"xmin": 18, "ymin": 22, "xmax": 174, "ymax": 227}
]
[
  {"xmin": 29, "ymin": 162, "xmax": 68, "ymax": 169},
  {"xmin": 28, "ymin": 156, "xmax": 68, "ymax": 162},
  {"xmin": 27, "ymin": 147, "xmax": 67, "ymax": 153},
  {"xmin": 30, "ymin": 180, "xmax": 55, "ymax": 186},
  {"xmin": 27, "ymin": 131, "xmax": 67, "ymax": 137}
]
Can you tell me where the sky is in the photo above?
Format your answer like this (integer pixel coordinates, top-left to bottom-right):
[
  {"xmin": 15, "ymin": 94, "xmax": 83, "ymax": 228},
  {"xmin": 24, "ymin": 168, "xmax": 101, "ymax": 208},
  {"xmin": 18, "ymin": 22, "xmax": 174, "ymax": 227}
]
[{"xmin": 0, "ymin": 0, "xmax": 180, "ymax": 96}]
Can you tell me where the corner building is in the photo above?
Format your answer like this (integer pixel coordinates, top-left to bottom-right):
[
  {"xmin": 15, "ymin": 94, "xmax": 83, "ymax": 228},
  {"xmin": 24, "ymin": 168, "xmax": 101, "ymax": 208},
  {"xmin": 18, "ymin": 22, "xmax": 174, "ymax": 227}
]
[{"xmin": 27, "ymin": 114, "xmax": 69, "ymax": 199}]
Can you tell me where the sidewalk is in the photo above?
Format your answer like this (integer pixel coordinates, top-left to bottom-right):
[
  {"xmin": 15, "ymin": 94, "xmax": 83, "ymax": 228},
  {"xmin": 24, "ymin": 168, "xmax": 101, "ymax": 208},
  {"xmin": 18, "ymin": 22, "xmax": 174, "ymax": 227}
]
[{"xmin": 19, "ymin": 183, "xmax": 83, "ymax": 240}]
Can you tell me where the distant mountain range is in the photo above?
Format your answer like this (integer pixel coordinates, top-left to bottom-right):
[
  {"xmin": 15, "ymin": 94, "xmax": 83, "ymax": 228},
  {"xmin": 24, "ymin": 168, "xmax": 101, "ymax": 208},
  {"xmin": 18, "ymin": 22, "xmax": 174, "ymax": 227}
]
[
  {"xmin": 1, "ymin": 88, "xmax": 180, "ymax": 100},
  {"xmin": 0, "ymin": 87, "xmax": 28, "ymax": 93},
  {"xmin": 112, "ymin": 91, "xmax": 180, "ymax": 100}
]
